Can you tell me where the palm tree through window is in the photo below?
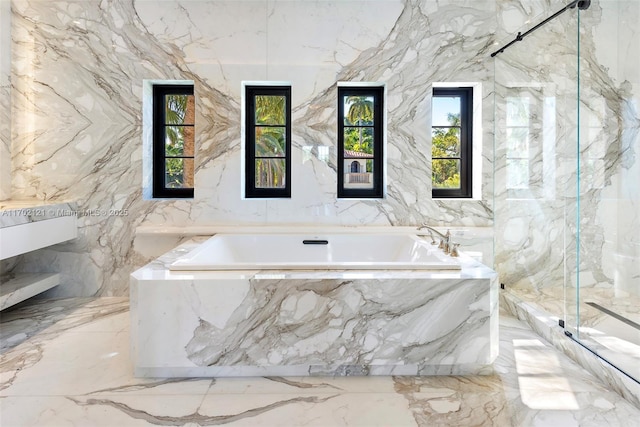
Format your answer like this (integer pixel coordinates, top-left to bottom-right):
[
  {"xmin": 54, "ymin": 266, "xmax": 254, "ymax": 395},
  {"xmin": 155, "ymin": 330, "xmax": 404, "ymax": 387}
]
[
  {"xmin": 245, "ymin": 85, "xmax": 292, "ymax": 198},
  {"xmin": 152, "ymin": 85, "xmax": 195, "ymax": 198}
]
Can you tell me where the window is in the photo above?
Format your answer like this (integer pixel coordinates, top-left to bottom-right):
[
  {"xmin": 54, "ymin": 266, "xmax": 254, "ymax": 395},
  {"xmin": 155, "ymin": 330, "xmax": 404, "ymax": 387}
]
[
  {"xmin": 153, "ymin": 85, "xmax": 195, "ymax": 198},
  {"xmin": 338, "ymin": 86, "xmax": 384, "ymax": 198},
  {"xmin": 432, "ymin": 87, "xmax": 472, "ymax": 198},
  {"xmin": 245, "ymin": 85, "xmax": 291, "ymax": 198}
]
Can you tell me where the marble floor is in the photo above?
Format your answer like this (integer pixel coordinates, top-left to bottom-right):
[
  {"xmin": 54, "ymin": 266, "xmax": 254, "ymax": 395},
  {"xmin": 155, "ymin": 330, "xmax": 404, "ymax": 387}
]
[{"xmin": 1, "ymin": 298, "xmax": 640, "ymax": 427}]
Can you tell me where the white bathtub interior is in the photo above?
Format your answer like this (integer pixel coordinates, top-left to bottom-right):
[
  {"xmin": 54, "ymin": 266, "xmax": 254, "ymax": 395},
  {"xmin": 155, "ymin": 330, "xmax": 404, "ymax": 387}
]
[{"xmin": 169, "ymin": 233, "xmax": 461, "ymax": 271}]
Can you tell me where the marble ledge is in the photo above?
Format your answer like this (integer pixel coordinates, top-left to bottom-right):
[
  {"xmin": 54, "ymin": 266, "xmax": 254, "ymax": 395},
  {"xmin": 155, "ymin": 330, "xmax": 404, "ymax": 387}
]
[
  {"xmin": 0, "ymin": 199, "xmax": 78, "ymax": 228},
  {"xmin": 0, "ymin": 273, "xmax": 60, "ymax": 311}
]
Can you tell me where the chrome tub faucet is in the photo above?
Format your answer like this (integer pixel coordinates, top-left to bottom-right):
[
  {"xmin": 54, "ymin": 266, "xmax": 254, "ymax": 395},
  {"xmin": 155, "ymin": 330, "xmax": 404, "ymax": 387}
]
[{"xmin": 417, "ymin": 225, "xmax": 459, "ymax": 257}]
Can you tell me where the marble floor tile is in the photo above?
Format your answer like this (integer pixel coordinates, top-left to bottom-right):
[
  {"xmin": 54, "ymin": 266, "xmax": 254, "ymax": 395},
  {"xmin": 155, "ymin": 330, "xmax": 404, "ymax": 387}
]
[
  {"xmin": 196, "ymin": 392, "xmax": 416, "ymax": 426},
  {"xmin": 1, "ymin": 297, "xmax": 640, "ymax": 427},
  {"xmin": 0, "ymin": 297, "xmax": 129, "ymax": 352},
  {"xmin": 1, "ymin": 396, "xmax": 203, "ymax": 427},
  {"xmin": 204, "ymin": 376, "xmax": 398, "ymax": 395}
]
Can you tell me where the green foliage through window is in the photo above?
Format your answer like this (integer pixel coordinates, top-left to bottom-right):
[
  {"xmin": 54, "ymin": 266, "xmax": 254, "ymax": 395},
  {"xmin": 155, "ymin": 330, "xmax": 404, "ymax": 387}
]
[
  {"xmin": 432, "ymin": 113, "xmax": 461, "ymax": 189},
  {"xmin": 164, "ymin": 94, "xmax": 194, "ymax": 189},
  {"xmin": 431, "ymin": 87, "xmax": 473, "ymax": 198},
  {"xmin": 245, "ymin": 86, "xmax": 291, "ymax": 197}
]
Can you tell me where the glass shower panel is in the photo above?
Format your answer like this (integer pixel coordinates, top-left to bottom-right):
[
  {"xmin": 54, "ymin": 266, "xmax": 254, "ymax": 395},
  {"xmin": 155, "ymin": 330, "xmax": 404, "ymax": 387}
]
[
  {"xmin": 494, "ymin": 6, "xmax": 579, "ymax": 330},
  {"xmin": 575, "ymin": 0, "xmax": 640, "ymax": 381}
]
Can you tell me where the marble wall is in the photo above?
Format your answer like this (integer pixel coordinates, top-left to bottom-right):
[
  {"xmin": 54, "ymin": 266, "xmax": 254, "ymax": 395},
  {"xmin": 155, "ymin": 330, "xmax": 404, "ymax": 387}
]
[
  {"xmin": 5, "ymin": 0, "xmax": 497, "ymax": 296},
  {"xmin": 6, "ymin": 0, "xmax": 636, "ymax": 299}
]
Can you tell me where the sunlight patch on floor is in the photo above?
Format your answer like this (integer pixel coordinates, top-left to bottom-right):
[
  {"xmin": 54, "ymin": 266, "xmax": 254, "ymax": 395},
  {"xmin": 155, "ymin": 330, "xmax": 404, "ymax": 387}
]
[{"xmin": 513, "ymin": 339, "xmax": 580, "ymax": 410}]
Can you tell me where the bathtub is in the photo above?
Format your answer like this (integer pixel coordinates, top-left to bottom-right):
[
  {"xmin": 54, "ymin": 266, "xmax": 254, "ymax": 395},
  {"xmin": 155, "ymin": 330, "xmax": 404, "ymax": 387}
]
[
  {"xmin": 169, "ymin": 233, "xmax": 461, "ymax": 271},
  {"xmin": 131, "ymin": 231, "xmax": 498, "ymax": 378}
]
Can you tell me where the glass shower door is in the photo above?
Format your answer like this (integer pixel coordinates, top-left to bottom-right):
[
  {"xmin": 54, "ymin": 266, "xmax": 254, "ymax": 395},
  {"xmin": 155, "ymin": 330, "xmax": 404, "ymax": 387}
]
[{"xmin": 493, "ymin": 4, "xmax": 580, "ymax": 337}]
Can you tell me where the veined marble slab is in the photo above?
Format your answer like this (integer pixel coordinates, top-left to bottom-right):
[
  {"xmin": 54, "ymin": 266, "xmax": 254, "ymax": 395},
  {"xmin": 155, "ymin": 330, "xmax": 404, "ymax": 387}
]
[{"xmin": 130, "ymin": 240, "xmax": 499, "ymax": 377}]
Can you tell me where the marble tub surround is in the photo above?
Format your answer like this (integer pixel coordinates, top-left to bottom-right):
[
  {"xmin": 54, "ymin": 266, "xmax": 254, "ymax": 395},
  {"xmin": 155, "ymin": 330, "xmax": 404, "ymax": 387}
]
[
  {"xmin": 3, "ymin": 298, "xmax": 640, "ymax": 426},
  {"xmin": 131, "ymin": 240, "xmax": 498, "ymax": 378}
]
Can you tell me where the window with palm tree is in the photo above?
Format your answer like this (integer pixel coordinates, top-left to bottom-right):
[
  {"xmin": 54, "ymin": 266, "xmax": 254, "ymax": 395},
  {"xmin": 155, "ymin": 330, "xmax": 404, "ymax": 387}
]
[
  {"xmin": 432, "ymin": 87, "xmax": 472, "ymax": 198},
  {"xmin": 153, "ymin": 85, "xmax": 195, "ymax": 198},
  {"xmin": 245, "ymin": 86, "xmax": 291, "ymax": 198},
  {"xmin": 338, "ymin": 86, "xmax": 384, "ymax": 198}
]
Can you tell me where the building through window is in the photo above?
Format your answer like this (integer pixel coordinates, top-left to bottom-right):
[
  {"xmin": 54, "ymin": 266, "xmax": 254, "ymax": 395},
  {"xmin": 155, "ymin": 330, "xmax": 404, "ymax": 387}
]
[{"xmin": 337, "ymin": 86, "xmax": 384, "ymax": 198}]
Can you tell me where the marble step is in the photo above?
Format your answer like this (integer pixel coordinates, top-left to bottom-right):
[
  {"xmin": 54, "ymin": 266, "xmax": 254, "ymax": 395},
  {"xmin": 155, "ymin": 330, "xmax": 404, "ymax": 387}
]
[{"xmin": 0, "ymin": 273, "xmax": 60, "ymax": 311}]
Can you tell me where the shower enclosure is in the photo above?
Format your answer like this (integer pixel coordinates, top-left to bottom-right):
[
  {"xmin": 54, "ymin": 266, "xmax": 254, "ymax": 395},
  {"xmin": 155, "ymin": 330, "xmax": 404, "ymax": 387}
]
[{"xmin": 494, "ymin": 0, "xmax": 639, "ymax": 383}]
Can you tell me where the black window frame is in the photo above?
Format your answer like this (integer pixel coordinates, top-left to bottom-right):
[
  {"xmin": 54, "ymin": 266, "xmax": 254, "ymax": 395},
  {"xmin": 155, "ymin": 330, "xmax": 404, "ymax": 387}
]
[
  {"xmin": 152, "ymin": 84, "xmax": 195, "ymax": 199},
  {"xmin": 245, "ymin": 85, "xmax": 292, "ymax": 198},
  {"xmin": 337, "ymin": 86, "xmax": 384, "ymax": 199},
  {"xmin": 432, "ymin": 87, "xmax": 473, "ymax": 199}
]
